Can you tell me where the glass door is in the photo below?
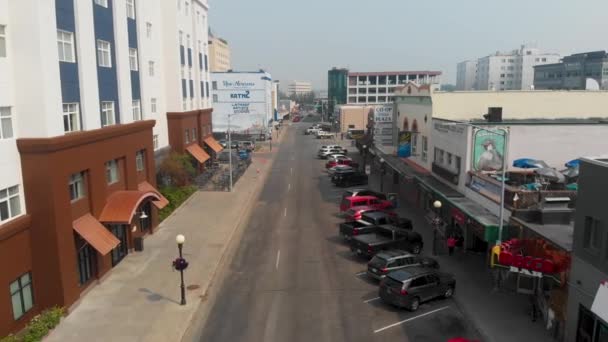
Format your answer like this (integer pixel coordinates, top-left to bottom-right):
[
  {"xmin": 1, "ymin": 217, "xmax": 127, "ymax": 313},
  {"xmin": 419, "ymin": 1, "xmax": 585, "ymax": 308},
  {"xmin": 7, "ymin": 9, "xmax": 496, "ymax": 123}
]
[{"xmin": 109, "ymin": 225, "xmax": 128, "ymax": 266}]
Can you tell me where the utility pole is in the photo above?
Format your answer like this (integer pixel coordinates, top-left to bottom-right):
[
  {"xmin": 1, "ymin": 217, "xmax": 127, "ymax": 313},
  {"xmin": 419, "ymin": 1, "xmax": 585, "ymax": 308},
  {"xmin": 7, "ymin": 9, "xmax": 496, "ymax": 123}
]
[{"xmin": 228, "ymin": 114, "xmax": 233, "ymax": 192}]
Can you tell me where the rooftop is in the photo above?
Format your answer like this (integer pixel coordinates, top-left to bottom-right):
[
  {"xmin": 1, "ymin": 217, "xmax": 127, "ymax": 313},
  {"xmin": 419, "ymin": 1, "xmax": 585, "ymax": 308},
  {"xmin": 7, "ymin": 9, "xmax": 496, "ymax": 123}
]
[
  {"xmin": 348, "ymin": 71, "xmax": 442, "ymax": 77},
  {"xmin": 510, "ymin": 216, "xmax": 574, "ymax": 252}
]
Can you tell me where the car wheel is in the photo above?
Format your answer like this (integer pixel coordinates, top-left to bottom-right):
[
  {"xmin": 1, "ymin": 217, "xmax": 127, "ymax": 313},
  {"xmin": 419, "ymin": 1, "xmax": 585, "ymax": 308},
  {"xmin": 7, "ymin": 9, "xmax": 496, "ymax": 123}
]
[
  {"xmin": 408, "ymin": 297, "xmax": 420, "ymax": 312},
  {"xmin": 444, "ymin": 286, "xmax": 454, "ymax": 298},
  {"xmin": 411, "ymin": 244, "xmax": 422, "ymax": 254}
]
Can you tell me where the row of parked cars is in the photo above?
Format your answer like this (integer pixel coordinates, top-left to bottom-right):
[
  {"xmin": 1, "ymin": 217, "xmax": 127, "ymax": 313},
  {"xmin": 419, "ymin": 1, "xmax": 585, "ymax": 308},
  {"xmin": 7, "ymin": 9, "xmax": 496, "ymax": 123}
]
[
  {"xmin": 316, "ymin": 145, "xmax": 369, "ymax": 187},
  {"xmin": 305, "ymin": 124, "xmax": 334, "ymax": 139},
  {"xmin": 334, "ymin": 186, "xmax": 457, "ymax": 312}
]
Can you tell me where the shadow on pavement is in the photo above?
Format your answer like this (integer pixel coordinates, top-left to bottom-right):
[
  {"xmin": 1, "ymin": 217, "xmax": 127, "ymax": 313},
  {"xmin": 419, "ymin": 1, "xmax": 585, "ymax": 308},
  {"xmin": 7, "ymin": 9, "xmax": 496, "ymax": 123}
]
[{"xmin": 138, "ymin": 288, "xmax": 181, "ymax": 305}]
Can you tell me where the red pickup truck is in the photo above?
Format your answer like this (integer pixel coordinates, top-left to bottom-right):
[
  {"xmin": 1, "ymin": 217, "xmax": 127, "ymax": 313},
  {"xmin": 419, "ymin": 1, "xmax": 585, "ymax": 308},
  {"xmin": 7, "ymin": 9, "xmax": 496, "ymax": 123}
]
[
  {"xmin": 344, "ymin": 205, "xmax": 397, "ymax": 221},
  {"xmin": 340, "ymin": 195, "xmax": 394, "ymax": 212},
  {"xmin": 326, "ymin": 158, "xmax": 358, "ymax": 169}
]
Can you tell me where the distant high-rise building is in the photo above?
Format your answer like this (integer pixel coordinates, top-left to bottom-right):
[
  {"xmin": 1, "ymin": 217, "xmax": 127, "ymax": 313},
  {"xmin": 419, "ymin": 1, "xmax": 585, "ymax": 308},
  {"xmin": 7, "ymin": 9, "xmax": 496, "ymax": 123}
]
[
  {"xmin": 534, "ymin": 51, "xmax": 608, "ymax": 90},
  {"xmin": 456, "ymin": 60, "xmax": 477, "ymax": 90},
  {"xmin": 208, "ymin": 31, "xmax": 231, "ymax": 72},
  {"xmin": 327, "ymin": 67, "xmax": 348, "ymax": 115},
  {"xmin": 461, "ymin": 44, "xmax": 560, "ymax": 91},
  {"xmin": 287, "ymin": 81, "xmax": 313, "ymax": 96}
]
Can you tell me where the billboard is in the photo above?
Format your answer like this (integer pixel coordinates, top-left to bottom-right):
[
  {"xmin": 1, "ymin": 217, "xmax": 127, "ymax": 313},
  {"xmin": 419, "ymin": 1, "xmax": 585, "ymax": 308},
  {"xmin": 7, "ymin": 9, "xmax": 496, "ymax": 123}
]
[
  {"xmin": 372, "ymin": 104, "xmax": 393, "ymax": 147},
  {"xmin": 211, "ymin": 72, "xmax": 272, "ymax": 134},
  {"xmin": 471, "ymin": 128, "xmax": 508, "ymax": 171},
  {"xmin": 397, "ymin": 131, "xmax": 412, "ymax": 158}
]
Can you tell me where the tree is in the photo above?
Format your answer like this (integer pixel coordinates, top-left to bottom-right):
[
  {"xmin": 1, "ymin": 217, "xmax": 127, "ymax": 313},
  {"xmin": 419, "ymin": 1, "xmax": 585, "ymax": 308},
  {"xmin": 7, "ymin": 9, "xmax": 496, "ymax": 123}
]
[{"xmin": 157, "ymin": 152, "xmax": 197, "ymax": 187}]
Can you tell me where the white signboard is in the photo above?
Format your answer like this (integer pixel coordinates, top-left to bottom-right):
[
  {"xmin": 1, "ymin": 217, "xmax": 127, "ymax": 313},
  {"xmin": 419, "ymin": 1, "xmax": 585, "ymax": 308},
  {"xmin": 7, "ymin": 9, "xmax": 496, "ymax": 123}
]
[
  {"xmin": 373, "ymin": 105, "xmax": 394, "ymax": 147},
  {"xmin": 591, "ymin": 281, "xmax": 608, "ymax": 324}
]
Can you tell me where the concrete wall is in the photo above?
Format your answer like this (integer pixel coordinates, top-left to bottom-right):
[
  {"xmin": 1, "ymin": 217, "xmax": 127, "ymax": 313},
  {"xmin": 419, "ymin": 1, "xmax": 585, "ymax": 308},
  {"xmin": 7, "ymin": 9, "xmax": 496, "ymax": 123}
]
[
  {"xmin": 337, "ymin": 105, "xmax": 370, "ymax": 133},
  {"xmin": 430, "ymin": 119, "xmax": 472, "ymax": 193}
]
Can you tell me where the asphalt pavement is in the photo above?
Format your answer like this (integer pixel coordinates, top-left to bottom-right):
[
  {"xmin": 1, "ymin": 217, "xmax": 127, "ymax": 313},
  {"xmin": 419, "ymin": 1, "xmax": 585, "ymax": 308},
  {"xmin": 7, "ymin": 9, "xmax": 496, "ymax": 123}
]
[{"xmin": 191, "ymin": 119, "xmax": 479, "ymax": 342}]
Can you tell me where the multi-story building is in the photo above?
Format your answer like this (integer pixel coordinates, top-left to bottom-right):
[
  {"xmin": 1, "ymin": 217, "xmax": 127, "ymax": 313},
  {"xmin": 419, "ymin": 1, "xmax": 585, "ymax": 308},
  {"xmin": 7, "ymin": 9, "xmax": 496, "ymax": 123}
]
[
  {"xmin": 566, "ymin": 157, "xmax": 608, "ymax": 342},
  {"xmin": 347, "ymin": 71, "xmax": 441, "ymax": 105},
  {"xmin": 287, "ymin": 81, "xmax": 313, "ymax": 97},
  {"xmin": 471, "ymin": 45, "xmax": 560, "ymax": 91},
  {"xmin": 534, "ymin": 51, "xmax": 608, "ymax": 90},
  {"xmin": 0, "ymin": 0, "xmax": 216, "ymax": 336},
  {"xmin": 208, "ymin": 30, "xmax": 231, "ymax": 72},
  {"xmin": 456, "ymin": 60, "xmax": 477, "ymax": 90},
  {"xmin": 327, "ymin": 67, "xmax": 348, "ymax": 115}
]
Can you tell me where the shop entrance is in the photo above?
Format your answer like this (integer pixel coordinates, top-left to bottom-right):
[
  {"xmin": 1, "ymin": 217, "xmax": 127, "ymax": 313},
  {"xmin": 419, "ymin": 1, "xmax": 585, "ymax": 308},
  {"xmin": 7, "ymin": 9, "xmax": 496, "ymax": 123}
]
[{"xmin": 109, "ymin": 224, "xmax": 128, "ymax": 266}]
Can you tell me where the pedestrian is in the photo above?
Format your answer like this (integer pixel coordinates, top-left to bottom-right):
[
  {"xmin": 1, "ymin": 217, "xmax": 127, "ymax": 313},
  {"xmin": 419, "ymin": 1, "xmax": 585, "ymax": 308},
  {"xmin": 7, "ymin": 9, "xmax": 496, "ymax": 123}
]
[
  {"xmin": 447, "ymin": 236, "xmax": 456, "ymax": 256},
  {"xmin": 530, "ymin": 295, "xmax": 538, "ymax": 322}
]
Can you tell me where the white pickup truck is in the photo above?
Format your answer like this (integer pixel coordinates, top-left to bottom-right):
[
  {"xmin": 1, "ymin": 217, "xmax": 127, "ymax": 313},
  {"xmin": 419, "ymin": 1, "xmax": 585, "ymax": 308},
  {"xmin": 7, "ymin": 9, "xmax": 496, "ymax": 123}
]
[{"xmin": 316, "ymin": 131, "xmax": 334, "ymax": 139}]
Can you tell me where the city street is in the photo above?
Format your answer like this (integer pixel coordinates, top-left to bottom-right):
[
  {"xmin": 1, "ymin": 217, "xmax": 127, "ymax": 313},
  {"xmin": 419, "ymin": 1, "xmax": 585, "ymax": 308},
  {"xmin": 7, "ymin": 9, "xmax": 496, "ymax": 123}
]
[{"xmin": 189, "ymin": 118, "xmax": 480, "ymax": 342}]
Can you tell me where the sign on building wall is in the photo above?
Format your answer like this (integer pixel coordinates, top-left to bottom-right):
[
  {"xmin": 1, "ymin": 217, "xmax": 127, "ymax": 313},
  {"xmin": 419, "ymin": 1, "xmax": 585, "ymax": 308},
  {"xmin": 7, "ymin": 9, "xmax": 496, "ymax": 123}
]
[
  {"xmin": 397, "ymin": 131, "xmax": 412, "ymax": 158},
  {"xmin": 472, "ymin": 128, "xmax": 508, "ymax": 172},
  {"xmin": 373, "ymin": 104, "xmax": 394, "ymax": 147}
]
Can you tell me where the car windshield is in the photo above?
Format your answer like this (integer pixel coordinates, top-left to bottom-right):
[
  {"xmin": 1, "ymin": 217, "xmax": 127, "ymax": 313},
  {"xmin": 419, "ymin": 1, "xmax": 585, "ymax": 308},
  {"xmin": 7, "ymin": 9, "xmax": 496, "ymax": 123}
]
[{"xmin": 370, "ymin": 255, "xmax": 388, "ymax": 267}]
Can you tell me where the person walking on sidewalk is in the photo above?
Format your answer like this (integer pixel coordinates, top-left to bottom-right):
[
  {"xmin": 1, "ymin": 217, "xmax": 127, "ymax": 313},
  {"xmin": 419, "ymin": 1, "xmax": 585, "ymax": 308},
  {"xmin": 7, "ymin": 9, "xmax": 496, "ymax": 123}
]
[{"xmin": 447, "ymin": 236, "xmax": 456, "ymax": 256}]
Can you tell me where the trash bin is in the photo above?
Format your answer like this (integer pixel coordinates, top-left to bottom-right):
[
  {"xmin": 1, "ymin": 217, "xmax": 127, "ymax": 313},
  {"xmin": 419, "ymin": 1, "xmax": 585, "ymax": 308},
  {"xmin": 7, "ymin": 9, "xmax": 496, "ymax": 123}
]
[{"xmin": 134, "ymin": 237, "xmax": 144, "ymax": 251}]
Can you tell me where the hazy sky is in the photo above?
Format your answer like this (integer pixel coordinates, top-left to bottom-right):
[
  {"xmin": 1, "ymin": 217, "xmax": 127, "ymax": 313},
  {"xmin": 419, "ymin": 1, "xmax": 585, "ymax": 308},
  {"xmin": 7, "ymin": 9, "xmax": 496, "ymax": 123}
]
[{"xmin": 209, "ymin": 0, "xmax": 607, "ymax": 91}]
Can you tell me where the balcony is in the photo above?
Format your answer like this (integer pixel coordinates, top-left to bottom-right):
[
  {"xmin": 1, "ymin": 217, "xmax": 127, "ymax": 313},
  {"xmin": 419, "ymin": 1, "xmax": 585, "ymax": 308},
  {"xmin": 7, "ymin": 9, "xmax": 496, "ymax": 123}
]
[{"xmin": 467, "ymin": 171, "xmax": 577, "ymax": 210}]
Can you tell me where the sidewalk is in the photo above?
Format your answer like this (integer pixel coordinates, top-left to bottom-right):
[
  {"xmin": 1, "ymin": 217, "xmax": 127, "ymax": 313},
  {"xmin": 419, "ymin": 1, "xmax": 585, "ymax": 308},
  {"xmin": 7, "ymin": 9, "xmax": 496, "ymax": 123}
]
[
  {"xmin": 368, "ymin": 170, "xmax": 555, "ymax": 342},
  {"xmin": 45, "ymin": 133, "xmax": 285, "ymax": 342}
]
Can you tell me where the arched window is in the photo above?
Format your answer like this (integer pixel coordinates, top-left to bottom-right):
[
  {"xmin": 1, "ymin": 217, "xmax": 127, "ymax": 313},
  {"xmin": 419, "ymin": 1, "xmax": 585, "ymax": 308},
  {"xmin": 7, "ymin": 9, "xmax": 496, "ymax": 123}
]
[
  {"xmin": 412, "ymin": 119, "xmax": 419, "ymax": 133},
  {"xmin": 403, "ymin": 117, "xmax": 409, "ymax": 131}
]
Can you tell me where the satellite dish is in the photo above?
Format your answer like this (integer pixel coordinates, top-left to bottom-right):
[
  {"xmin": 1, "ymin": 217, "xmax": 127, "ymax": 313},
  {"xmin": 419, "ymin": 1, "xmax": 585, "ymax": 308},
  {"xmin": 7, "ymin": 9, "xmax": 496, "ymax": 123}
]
[{"xmin": 586, "ymin": 78, "xmax": 600, "ymax": 91}]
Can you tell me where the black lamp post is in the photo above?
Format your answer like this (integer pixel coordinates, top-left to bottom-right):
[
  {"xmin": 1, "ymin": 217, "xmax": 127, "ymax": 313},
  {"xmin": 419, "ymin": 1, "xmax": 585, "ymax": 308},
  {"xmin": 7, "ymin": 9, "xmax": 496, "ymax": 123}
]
[
  {"xmin": 379, "ymin": 158, "xmax": 385, "ymax": 192},
  {"xmin": 174, "ymin": 234, "xmax": 188, "ymax": 305},
  {"xmin": 362, "ymin": 144, "xmax": 367, "ymax": 173},
  {"xmin": 432, "ymin": 200, "xmax": 442, "ymax": 256}
]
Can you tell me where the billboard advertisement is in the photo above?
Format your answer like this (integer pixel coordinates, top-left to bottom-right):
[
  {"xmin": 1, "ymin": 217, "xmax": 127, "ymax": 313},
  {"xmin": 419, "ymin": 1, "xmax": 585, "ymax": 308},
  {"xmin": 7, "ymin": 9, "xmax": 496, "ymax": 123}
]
[
  {"xmin": 397, "ymin": 131, "xmax": 412, "ymax": 158},
  {"xmin": 372, "ymin": 104, "xmax": 393, "ymax": 147},
  {"xmin": 471, "ymin": 128, "xmax": 508, "ymax": 171},
  {"xmin": 211, "ymin": 72, "xmax": 272, "ymax": 135}
]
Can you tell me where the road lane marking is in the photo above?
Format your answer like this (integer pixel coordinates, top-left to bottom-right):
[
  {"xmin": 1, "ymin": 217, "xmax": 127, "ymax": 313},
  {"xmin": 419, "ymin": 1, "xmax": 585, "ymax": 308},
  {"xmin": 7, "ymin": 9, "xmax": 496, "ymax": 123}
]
[
  {"xmin": 284, "ymin": 207, "xmax": 287, "ymax": 217},
  {"xmin": 364, "ymin": 297, "xmax": 380, "ymax": 303},
  {"xmin": 290, "ymin": 167, "xmax": 293, "ymax": 175},
  {"xmin": 288, "ymin": 183, "xmax": 291, "ymax": 191},
  {"xmin": 373, "ymin": 306, "xmax": 450, "ymax": 333},
  {"xmin": 355, "ymin": 271, "xmax": 366, "ymax": 277},
  {"xmin": 275, "ymin": 250, "xmax": 281, "ymax": 270}
]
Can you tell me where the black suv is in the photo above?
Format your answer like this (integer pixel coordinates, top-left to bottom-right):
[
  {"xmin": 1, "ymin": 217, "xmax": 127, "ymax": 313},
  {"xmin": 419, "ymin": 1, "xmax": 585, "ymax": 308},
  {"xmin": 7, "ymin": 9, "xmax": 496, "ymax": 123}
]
[
  {"xmin": 379, "ymin": 268, "xmax": 456, "ymax": 311},
  {"xmin": 331, "ymin": 171, "xmax": 368, "ymax": 187}
]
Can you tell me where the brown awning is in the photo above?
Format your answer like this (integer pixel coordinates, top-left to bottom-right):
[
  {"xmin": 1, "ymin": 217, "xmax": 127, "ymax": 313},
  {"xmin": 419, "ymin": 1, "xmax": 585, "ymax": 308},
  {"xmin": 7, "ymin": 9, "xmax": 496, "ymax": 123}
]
[
  {"xmin": 99, "ymin": 190, "xmax": 161, "ymax": 224},
  {"xmin": 73, "ymin": 214, "xmax": 120, "ymax": 256},
  {"xmin": 186, "ymin": 144, "xmax": 210, "ymax": 164},
  {"xmin": 138, "ymin": 181, "xmax": 169, "ymax": 210},
  {"xmin": 203, "ymin": 136, "xmax": 223, "ymax": 153}
]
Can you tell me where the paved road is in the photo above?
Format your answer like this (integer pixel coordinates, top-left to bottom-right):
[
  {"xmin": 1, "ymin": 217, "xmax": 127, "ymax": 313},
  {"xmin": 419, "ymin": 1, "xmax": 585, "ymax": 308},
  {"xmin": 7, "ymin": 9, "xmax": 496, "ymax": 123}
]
[{"xmin": 193, "ymin": 120, "xmax": 478, "ymax": 342}]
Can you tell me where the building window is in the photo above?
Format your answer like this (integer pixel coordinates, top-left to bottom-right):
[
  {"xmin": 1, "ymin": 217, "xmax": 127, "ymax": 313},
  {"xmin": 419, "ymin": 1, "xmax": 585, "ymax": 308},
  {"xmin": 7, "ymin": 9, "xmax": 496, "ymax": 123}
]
[
  {"xmin": 151, "ymin": 98, "xmax": 157, "ymax": 113},
  {"xmin": 0, "ymin": 25, "xmax": 6, "ymax": 57},
  {"xmin": 62, "ymin": 103, "xmax": 80, "ymax": 133},
  {"xmin": 421, "ymin": 136, "xmax": 428, "ymax": 161},
  {"xmin": 0, "ymin": 185, "xmax": 21, "ymax": 222},
  {"xmin": 179, "ymin": 31, "xmax": 183, "ymax": 46},
  {"xmin": 146, "ymin": 22, "xmax": 152, "ymax": 38},
  {"xmin": 10, "ymin": 272, "xmax": 33, "ymax": 320},
  {"xmin": 1, "ymin": 107, "xmax": 14, "ymax": 139},
  {"xmin": 136, "ymin": 150, "xmax": 145, "ymax": 171},
  {"xmin": 94, "ymin": 0, "xmax": 108, "ymax": 7},
  {"xmin": 185, "ymin": 1, "xmax": 189, "ymax": 15},
  {"xmin": 105, "ymin": 160, "xmax": 119, "ymax": 184},
  {"xmin": 69, "ymin": 172, "xmax": 86, "ymax": 201},
  {"xmin": 411, "ymin": 134, "xmax": 418, "ymax": 154},
  {"xmin": 212, "ymin": 81, "xmax": 217, "ymax": 90},
  {"xmin": 148, "ymin": 61, "xmax": 154, "ymax": 76},
  {"xmin": 583, "ymin": 216, "xmax": 602, "ymax": 252},
  {"xmin": 212, "ymin": 94, "xmax": 218, "ymax": 103},
  {"xmin": 192, "ymin": 128, "xmax": 197, "ymax": 141},
  {"xmin": 75, "ymin": 235, "xmax": 96, "ymax": 286},
  {"xmin": 153, "ymin": 134, "xmax": 158, "ymax": 150},
  {"xmin": 96, "ymin": 40, "xmax": 112, "ymax": 67},
  {"xmin": 100, "ymin": 101, "xmax": 115, "ymax": 127},
  {"xmin": 129, "ymin": 48, "xmax": 138, "ymax": 71},
  {"xmin": 184, "ymin": 129, "xmax": 190, "ymax": 143},
  {"xmin": 57, "ymin": 30, "xmax": 75, "ymax": 63},
  {"xmin": 447, "ymin": 152, "xmax": 453, "ymax": 166},
  {"xmin": 126, "ymin": 0, "xmax": 135, "ymax": 19},
  {"xmin": 132, "ymin": 100, "xmax": 141, "ymax": 121}
]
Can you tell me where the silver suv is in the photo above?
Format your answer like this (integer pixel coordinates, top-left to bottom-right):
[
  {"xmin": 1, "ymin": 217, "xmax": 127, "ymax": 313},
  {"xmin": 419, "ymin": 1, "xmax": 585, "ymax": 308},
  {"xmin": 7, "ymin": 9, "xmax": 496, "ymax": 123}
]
[{"xmin": 367, "ymin": 250, "xmax": 438, "ymax": 280}]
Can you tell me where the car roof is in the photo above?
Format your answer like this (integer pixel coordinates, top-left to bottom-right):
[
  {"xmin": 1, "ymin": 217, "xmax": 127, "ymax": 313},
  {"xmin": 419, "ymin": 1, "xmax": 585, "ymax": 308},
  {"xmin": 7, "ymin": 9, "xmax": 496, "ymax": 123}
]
[
  {"xmin": 346, "ymin": 195, "xmax": 377, "ymax": 201},
  {"xmin": 388, "ymin": 267, "xmax": 433, "ymax": 281},
  {"xmin": 362, "ymin": 211, "xmax": 388, "ymax": 219},
  {"xmin": 376, "ymin": 249, "xmax": 414, "ymax": 259},
  {"xmin": 349, "ymin": 205, "xmax": 374, "ymax": 211}
]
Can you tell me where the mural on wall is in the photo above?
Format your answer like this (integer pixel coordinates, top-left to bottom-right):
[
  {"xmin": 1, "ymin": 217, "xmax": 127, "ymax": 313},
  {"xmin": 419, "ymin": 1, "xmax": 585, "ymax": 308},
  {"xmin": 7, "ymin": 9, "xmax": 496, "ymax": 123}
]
[
  {"xmin": 472, "ymin": 128, "xmax": 507, "ymax": 171},
  {"xmin": 397, "ymin": 131, "xmax": 412, "ymax": 158}
]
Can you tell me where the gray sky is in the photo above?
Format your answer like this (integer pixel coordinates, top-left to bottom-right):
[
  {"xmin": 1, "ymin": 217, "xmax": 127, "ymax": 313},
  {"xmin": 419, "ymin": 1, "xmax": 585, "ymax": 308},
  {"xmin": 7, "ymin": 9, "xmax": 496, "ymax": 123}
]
[{"xmin": 210, "ymin": 0, "xmax": 607, "ymax": 91}]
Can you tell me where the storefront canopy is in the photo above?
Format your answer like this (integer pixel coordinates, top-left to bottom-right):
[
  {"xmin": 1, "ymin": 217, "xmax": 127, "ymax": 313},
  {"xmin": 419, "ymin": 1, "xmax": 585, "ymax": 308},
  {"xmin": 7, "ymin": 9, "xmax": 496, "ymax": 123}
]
[
  {"xmin": 186, "ymin": 144, "xmax": 210, "ymax": 164},
  {"xmin": 449, "ymin": 197, "xmax": 509, "ymax": 243},
  {"xmin": 73, "ymin": 214, "xmax": 120, "ymax": 255},
  {"xmin": 203, "ymin": 136, "xmax": 223, "ymax": 153},
  {"xmin": 99, "ymin": 191, "xmax": 162, "ymax": 224},
  {"xmin": 137, "ymin": 181, "xmax": 169, "ymax": 210}
]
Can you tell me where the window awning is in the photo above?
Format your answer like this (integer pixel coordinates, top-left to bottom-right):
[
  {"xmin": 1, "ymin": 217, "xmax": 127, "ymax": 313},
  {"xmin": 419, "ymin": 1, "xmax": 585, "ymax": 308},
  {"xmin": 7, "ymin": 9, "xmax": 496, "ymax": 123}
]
[
  {"xmin": 138, "ymin": 181, "xmax": 169, "ymax": 210},
  {"xmin": 203, "ymin": 136, "xmax": 223, "ymax": 153},
  {"xmin": 186, "ymin": 144, "xmax": 210, "ymax": 164},
  {"xmin": 99, "ymin": 190, "xmax": 162, "ymax": 224},
  {"xmin": 73, "ymin": 214, "xmax": 120, "ymax": 255}
]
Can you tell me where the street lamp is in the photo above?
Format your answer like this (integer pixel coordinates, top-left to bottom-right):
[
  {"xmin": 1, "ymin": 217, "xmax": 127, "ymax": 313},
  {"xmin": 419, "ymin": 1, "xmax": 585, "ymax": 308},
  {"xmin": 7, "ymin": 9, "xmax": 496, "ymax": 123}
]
[
  {"xmin": 448, "ymin": 121, "xmax": 508, "ymax": 244},
  {"xmin": 362, "ymin": 144, "xmax": 368, "ymax": 174},
  {"xmin": 379, "ymin": 157, "xmax": 385, "ymax": 192},
  {"xmin": 173, "ymin": 234, "xmax": 188, "ymax": 305},
  {"xmin": 227, "ymin": 114, "xmax": 233, "ymax": 192},
  {"xmin": 432, "ymin": 200, "xmax": 443, "ymax": 256}
]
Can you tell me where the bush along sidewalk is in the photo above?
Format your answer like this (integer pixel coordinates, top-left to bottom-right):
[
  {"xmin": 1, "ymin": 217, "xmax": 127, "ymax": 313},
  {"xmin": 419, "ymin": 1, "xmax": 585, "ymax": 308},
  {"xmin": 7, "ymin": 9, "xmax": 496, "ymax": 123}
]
[
  {"xmin": 1, "ymin": 307, "xmax": 65, "ymax": 342},
  {"xmin": 156, "ymin": 152, "xmax": 199, "ymax": 222},
  {"xmin": 158, "ymin": 185, "xmax": 197, "ymax": 222}
]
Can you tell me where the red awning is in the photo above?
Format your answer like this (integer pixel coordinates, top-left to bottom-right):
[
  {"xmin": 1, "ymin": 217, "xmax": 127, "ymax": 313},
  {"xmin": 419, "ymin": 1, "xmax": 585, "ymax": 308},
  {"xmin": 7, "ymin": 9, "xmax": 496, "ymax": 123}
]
[
  {"xmin": 99, "ymin": 190, "xmax": 161, "ymax": 224},
  {"xmin": 138, "ymin": 181, "xmax": 169, "ymax": 210},
  {"xmin": 186, "ymin": 144, "xmax": 210, "ymax": 164},
  {"xmin": 73, "ymin": 214, "xmax": 120, "ymax": 255},
  {"xmin": 203, "ymin": 136, "xmax": 223, "ymax": 153}
]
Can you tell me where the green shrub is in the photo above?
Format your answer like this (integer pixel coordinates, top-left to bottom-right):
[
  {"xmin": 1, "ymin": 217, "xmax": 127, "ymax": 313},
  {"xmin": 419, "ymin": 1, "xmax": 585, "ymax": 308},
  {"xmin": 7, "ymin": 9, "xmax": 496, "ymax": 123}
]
[
  {"xmin": 158, "ymin": 152, "xmax": 197, "ymax": 187},
  {"xmin": 0, "ymin": 335, "xmax": 19, "ymax": 342},
  {"xmin": 14, "ymin": 307, "xmax": 65, "ymax": 342},
  {"xmin": 158, "ymin": 185, "xmax": 197, "ymax": 222}
]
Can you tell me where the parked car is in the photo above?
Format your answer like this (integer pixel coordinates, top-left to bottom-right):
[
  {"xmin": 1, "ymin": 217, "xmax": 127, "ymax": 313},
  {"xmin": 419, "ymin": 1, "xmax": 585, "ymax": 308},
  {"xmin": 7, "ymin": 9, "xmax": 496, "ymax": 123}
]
[
  {"xmin": 316, "ymin": 131, "xmax": 334, "ymax": 139},
  {"xmin": 319, "ymin": 145, "xmax": 347, "ymax": 155},
  {"xmin": 318, "ymin": 149, "xmax": 345, "ymax": 159},
  {"xmin": 306, "ymin": 127, "xmax": 321, "ymax": 135},
  {"xmin": 326, "ymin": 158, "xmax": 358, "ymax": 169},
  {"xmin": 241, "ymin": 141, "xmax": 255, "ymax": 151},
  {"xmin": 341, "ymin": 189, "xmax": 387, "ymax": 201},
  {"xmin": 367, "ymin": 250, "xmax": 439, "ymax": 280},
  {"xmin": 328, "ymin": 164, "xmax": 354, "ymax": 175},
  {"xmin": 332, "ymin": 171, "xmax": 368, "ymax": 187},
  {"xmin": 340, "ymin": 211, "xmax": 412, "ymax": 241},
  {"xmin": 219, "ymin": 140, "xmax": 228, "ymax": 148},
  {"xmin": 217, "ymin": 151, "xmax": 239, "ymax": 163},
  {"xmin": 350, "ymin": 224, "xmax": 423, "ymax": 256},
  {"xmin": 343, "ymin": 206, "xmax": 397, "ymax": 221},
  {"xmin": 379, "ymin": 268, "xmax": 456, "ymax": 311},
  {"xmin": 292, "ymin": 116, "xmax": 301, "ymax": 122},
  {"xmin": 238, "ymin": 150, "xmax": 251, "ymax": 161},
  {"xmin": 339, "ymin": 195, "xmax": 393, "ymax": 212}
]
